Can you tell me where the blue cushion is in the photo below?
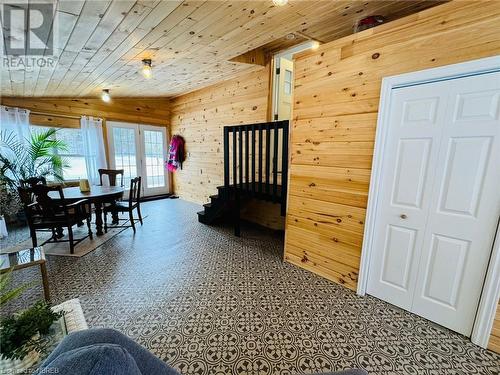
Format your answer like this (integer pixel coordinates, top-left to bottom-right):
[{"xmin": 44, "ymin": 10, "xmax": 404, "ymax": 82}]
[{"xmin": 39, "ymin": 343, "xmax": 142, "ymax": 375}]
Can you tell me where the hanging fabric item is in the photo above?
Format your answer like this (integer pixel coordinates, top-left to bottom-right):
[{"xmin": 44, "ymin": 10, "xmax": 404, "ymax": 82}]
[
  {"xmin": 80, "ymin": 116, "xmax": 107, "ymax": 185},
  {"xmin": 166, "ymin": 135, "xmax": 185, "ymax": 172},
  {"xmin": 0, "ymin": 106, "xmax": 30, "ymax": 143}
]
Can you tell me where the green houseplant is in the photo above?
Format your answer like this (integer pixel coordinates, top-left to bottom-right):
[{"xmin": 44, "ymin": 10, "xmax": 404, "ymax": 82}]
[
  {"xmin": 0, "ymin": 301, "xmax": 64, "ymax": 361},
  {"xmin": 0, "ymin": 128, "xmax": 69, "ymax": 223},
  {"xmin": 0, "ymin": 265, "xmax": 64, "ymax": 369}
]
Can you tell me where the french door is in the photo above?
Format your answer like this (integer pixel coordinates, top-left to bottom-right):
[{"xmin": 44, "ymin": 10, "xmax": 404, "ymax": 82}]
[
  {"xmin": 106, "ymin": 121, "xmax": 169, "ymax": 197},
  {"xmin": 367, "ymin": 71, "xmax": 500, "ymax": 336}
]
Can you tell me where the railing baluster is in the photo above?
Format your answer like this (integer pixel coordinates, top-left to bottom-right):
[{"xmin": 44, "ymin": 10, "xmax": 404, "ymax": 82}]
[
  {"xmin": 238, "ymin": 126, "xmax": 243, "ymax": 189},
  {"xmin": 233, "ymin": 127, "xmax": 240, "ymax": 237},
  {"xmin": 258, "ymin": 125, "xmax": 263, "ymax": 194},
  {"xmin": 265, "ymin": 124, "xmax": 271, "ymax": 196},
  {"xmin": 224, "ymin": 127, "xmax": 229, "ymax": 192},
  {"xmin": 273, "ymin": 122, "xmax": 278, "ymax": 202},
  {"xmin": 252, "ymin": 124, "xmax": 256, "ymax": 195},
  {"xmin": 281, "ymin": 121, "xmax": 289, "ymax": 216},
  {"xmin": 245, "ymin": 127, "xmax": 249, "ymax": 192},
  {"xmin": 232, "ymin": 128, "xmax": 237, "ymax": 188}
]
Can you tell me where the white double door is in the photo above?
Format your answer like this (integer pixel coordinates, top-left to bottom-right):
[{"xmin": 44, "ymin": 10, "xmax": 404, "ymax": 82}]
[
  {"xmin": 107, "ymin": 121, "xmax": 169, "ymax": 197},
  {"xmin": 367, "ymin": 71, "xmax": 500, "ymax": 336}
]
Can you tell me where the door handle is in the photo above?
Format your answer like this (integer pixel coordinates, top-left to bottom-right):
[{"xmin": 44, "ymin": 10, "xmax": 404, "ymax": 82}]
[{"xmin": 400, "ymin": 214, "xmax": 408, "ymax": 219}]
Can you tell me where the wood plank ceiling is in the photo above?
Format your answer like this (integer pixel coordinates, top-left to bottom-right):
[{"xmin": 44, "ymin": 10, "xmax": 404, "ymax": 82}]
[{"xmin": 1, "ymin": 0, "xmax": 444, "ymax": 98}]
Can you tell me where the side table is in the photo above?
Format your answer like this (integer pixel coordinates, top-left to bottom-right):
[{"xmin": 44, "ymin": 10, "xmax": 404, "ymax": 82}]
[{"xmin": 0, "ymin": 246, "xmax": 50, "ymax": 301}]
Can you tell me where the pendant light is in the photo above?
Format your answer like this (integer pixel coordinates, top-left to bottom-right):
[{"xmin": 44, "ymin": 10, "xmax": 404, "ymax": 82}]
[
  {"xmin": 272, "ymin": 0, "xmax": 288, "ymax": 6},
  {"xmin": 141, "ymin": 59, "xmax": 153, "ymax": 79},
  {"xmin": 101, "ymin": 89, "xmax": 111, "ymax": 103}
]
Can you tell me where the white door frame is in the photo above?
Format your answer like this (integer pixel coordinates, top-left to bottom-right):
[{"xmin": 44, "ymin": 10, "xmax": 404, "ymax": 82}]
[
  {"xmin": 272, "ymin": 41, "xmax": 317, "ymax": 120},
  {"xmin": 139, "ymin": 124, "xmax": 169, "ymax": 196},
  {"xmin": 357, "ymin": 55, "xmax": 500, "ymax": 348},
  {"xmin": 106, "ymin": 121, "xmax": 170, "ymax": 196}
]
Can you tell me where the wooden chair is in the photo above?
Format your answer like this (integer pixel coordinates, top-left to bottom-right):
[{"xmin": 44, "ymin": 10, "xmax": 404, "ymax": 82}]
[
  {"xmin": 18, "ymin": 185, "xmax": 93, "ymax": 254},
  {"xmin": 20, "ymin": 177, "xmax": 47, "ymax": 188},
  {"xmin": 103, "ymin": 177, "xmax": 143, "ymax": 233},
  {"xmin": 98, "ymin": 169, "xmax": 124, "ymax": 187}
]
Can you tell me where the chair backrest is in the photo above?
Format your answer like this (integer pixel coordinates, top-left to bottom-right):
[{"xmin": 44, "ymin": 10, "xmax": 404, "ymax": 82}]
[
  {"xmin": 128, "ymin": 177, "xmax": 141, "ymax": 204},
  {"xmin": 20, "ymin": 177, "xmax": 47, "ymax": 188},
  {"xmin": 18, "ymin": 185, "xmax": 65, "ymax": 219},
  {"xmin": 98, "ymin": 169, "xmax": 124, "ymax": 187}
]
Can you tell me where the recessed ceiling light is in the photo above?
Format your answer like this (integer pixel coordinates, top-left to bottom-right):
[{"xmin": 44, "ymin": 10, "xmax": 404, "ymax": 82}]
[
  {"xmin": 101, "ymin": 89, "xmax": 111, "ymax": 102},
  {"xmin": 273, "ymin": 0, "xmax": 288, "ymax": 6},
  {"xmin": 285, "ymin": 33, "xmax": 296, "ymax": 40},
  {"xmin": 141, "ymin": 59, "xmax": 152, "ymax": 79}
]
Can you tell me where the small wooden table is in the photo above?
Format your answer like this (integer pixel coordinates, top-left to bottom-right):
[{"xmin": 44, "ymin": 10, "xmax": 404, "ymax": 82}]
[
  {"xmin": 48, "ymin": 186, "xmax": 124, "ymax": 236},
  {"xmin": 0, "ymin": 247, "xmax": 50, "ymax": 302}
]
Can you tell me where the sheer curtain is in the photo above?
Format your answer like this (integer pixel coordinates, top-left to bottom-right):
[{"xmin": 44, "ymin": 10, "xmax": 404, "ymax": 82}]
[
  {"xmin": 80, "ymin": 116, "xmax": 107, "ymax": 185},
  {"xmin": 0, "ymin": 106, "xmax": 30, "ymax": 144}
]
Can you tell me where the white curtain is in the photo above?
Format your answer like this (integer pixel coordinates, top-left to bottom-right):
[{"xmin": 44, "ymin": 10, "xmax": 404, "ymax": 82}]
[
  {"xmin": 80, "ymin": 116, "xmax": 107, "ymax": 185},
  {"xmin": 0, "ymin": 105, "xmax": 30, "ymax": 143}
]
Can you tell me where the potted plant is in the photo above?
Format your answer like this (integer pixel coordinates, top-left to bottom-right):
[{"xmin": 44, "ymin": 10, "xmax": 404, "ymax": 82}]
[
  {"xmin": 0, "ymin": 128, "xmax": 68, "ymax": 225},
  {"xmin": 0, "ymin": 266, "xmax": 63, "ymax": 372},
  {"xmin": 0, "ymin": 183, "xmax": 22, "ymax": 232}
]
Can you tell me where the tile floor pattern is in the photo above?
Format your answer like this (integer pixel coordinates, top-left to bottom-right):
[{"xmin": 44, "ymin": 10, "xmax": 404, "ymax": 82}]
[{"xmin": 3, "ymin": 199, "xmax": 499, "ymax": 375}]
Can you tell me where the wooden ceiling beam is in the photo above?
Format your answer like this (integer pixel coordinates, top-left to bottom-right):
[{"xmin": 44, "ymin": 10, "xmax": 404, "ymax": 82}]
[{"xmin": 229, "ymin": 48, "xmax": 269, "ymax": 67}]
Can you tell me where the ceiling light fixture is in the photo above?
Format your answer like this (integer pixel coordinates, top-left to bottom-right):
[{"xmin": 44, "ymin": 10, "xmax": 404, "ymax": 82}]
[
  {"xmin": 141, "ymin": 59, "xmax": 153, "ymax": 79},
  {"xmin": 101, "ymin": 89, "xmax": 111, "ymax": 103},
  {"xmin": 272, "ymin": 0, "xmax": 288, "ymax": 6},
  {"xmin": 311, "ymin": 41, "xmax": 320, "ymax": 50}
]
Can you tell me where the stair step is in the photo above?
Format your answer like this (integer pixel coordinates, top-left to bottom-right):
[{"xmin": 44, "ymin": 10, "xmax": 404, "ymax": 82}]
[
  {"xmin": 197, "ymin": 210, "xmax": 209, "ymax": 224},
  {"xmin": 203, "ymin": 203, "xmax": 213, "ymax": 209}
]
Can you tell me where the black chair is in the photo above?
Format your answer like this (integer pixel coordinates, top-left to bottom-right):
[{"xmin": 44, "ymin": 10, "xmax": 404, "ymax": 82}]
[
  {"xmin": 103, "ymin": 177, "xmax": 143, "ymax": 233},
  {"xmin": 19, "ymin": 177, "xmax": 65, "ymax": 237},
  {"xmin": 20, "ymin": 177, "xmax": 47, "ymax": 188},
  {"xmin": 18, "ymin": 185, "xmax": 93, "ymax": 254},
  {"xmin": 98, "ymin": 169, "xmax": 124, "ymax": 187}
]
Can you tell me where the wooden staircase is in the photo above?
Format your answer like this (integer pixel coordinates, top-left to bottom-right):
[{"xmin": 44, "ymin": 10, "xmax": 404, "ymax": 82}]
[{"xmin": 197, "ymin": 121, "xmax": 289, "ymax": 236}]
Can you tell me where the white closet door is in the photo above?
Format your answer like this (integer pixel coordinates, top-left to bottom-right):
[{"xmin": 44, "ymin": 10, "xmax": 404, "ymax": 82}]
[
  {"xmin": 412, "ymin": 72, "xmax": 500, "ymax": 336},
  {"xmin": 367, "ymin": 71, "xmax": 500, "ymax": 336},
  {"xmin": 367, "ymin": 82, "xmax": 449, "ymax": 309}
]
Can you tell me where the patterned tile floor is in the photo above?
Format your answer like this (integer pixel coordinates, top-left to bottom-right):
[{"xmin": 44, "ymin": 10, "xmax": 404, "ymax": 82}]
[{"xmin": 3, "ymin": 199, "xmax": 499, "ymax": 375}]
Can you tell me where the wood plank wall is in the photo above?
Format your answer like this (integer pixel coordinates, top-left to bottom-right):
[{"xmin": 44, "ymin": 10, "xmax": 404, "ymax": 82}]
[
  {"xmin": 169, "ymin": 66, "xmax": 270, "ymax": 204},
  {"xmin": 0, "ymin": 97, "xmax": 170, "ymax": 126},
  {"xmin": 284, "ymin": 1, "xmax": 500, "ymax": 292},
  {"xmin": 0, "ymin": 97, "xmax": 170, "ymax": 166},
  {"xmin": 489, "ymin": 301, "xmax": 500, "ymax": 354}
]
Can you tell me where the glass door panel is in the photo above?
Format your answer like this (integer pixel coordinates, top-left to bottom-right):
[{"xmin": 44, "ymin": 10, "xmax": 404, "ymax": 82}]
[
  {"xmin": 140, "ymin": 126, "xmax": 168, "ymax": 196},
  {"xmin": 107, "ymin": 121, "xmax": 169, "ymax": 197},
  {"xmin": 111, "ymin": 126, "xmax": 139, "ymax": 187}
]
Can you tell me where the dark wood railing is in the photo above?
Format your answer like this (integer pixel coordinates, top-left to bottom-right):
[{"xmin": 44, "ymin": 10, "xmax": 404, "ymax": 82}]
[{"xmin": 223, "ymin": 120, "xmax": 289, "ymax": 236}]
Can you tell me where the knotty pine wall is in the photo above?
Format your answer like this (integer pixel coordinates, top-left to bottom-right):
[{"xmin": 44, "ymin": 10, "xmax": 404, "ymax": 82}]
[
  {"xmin": 169, "ymin": 65, "xmax": 288, "ymax": 229},
  {"xmin": 489, "ymin": 301, "xmax": 500, "ymax": 354},
  {"xmin": 0, "ymin": 97, "xmax": 171, "ymax": 127},
  {"xmin": 284, "ymin": 1, "xmax": 500, "ymax": 292},
  {"xmin": 0, "ymin": 97, "xmax": 170, "ymax": 167},
  {"xmin": 169, "ymin": 67, "xmax": 270, "ymax": 204}
]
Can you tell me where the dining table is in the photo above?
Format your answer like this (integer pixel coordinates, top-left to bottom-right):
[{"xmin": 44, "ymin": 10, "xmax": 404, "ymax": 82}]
[{"xmin": 48, "ymin": 185, "xmax": 125, "ymax": 236}]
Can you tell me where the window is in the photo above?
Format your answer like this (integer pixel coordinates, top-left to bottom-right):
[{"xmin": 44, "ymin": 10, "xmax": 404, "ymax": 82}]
[
  {"xmin": 284, "ymin": 69, "xmax": 292, "ymax": 95},
  {"xmin": 30, "ymin": 125, "xmax": 87, "ymax": 181}
]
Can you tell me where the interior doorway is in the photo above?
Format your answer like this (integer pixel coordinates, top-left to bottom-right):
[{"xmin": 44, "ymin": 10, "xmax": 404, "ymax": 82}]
[{"xmin": 272, "ymin": 41, "xmax": 318, "ymax": 121}]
